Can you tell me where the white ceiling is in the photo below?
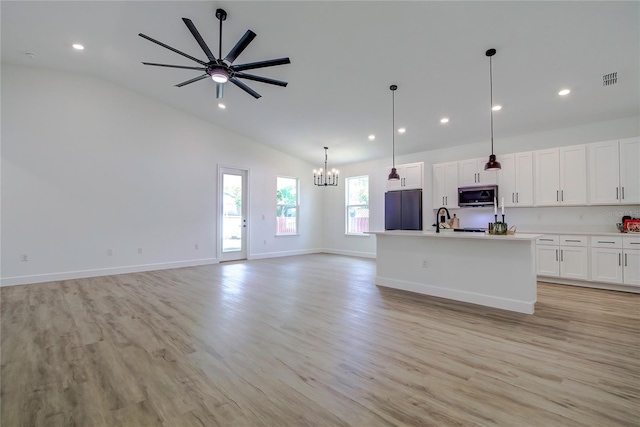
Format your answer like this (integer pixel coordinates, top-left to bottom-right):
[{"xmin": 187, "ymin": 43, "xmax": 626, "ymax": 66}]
[{"xmin": 2, "ymin": 1, "xmax": 638, "ymax": 166}]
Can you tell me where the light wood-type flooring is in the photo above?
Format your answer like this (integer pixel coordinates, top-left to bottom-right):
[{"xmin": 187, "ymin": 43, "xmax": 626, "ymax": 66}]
[{"xmin": 2, "ymin": 254, "xmax": 639, "ymax": 426}]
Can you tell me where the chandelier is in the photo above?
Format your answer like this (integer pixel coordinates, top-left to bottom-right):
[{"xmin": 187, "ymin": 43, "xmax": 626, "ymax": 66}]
[{"xmin": 313, "ymin": 147, "xmax": 339, "ymax": 187}]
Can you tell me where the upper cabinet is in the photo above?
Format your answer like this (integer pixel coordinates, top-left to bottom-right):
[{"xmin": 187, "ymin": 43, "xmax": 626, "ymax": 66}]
[
  {"xmin": 386, "ymin": 162, "xmax": 424, "ymax": 191},
  {"xmin": 458, "ymin": 158, "xmax": 497, "ymax": 187},
  {"xmin": 432, "ymin": 161, "xmax": 459, "ymax": 208},
  {"xmin": 535, "ymin": 145, "xmax": 587, "ymax": 206},
  {"xmin": 589, "ymin": 137, "xmax": 640, "ymax": 205},
  {"xmin": 497, "ymin": 152, "xmax": 534, "ymax": 207}
]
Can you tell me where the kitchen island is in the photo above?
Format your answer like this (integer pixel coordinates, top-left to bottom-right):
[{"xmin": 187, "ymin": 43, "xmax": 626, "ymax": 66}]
[{"xmin": 369, "ymin": 230, "xmax": 541, "ymax": 314}]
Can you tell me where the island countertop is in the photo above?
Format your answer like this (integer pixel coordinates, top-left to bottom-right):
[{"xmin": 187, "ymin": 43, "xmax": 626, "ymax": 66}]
[{"xmin": 368, "ymin": 230, "xmax": 541, "ymax": 241}]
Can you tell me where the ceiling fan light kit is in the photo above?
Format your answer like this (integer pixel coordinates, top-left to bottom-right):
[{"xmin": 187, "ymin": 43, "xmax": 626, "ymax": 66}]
[
  {"xmin": 388, "ymin": 85, "xmax": 401, "ymax": 181},
  {"xmin": 139, "ymin": 7, "xmax": 290, "ymax": 100},
  {"xmin": 484, "ymin": 48, "xmax": 502, "ymax": 171}
]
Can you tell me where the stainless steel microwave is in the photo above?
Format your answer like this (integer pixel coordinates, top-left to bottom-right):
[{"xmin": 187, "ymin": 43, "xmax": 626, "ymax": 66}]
[{"xmin": 458, "ymin": 185, "xmax": 498, "ymax": 207}]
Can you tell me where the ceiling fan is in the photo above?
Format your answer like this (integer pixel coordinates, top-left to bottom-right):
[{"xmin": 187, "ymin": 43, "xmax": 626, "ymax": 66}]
[{"xmin": 138, "ymin": 8, "xmax": 290, "ymax": 99}]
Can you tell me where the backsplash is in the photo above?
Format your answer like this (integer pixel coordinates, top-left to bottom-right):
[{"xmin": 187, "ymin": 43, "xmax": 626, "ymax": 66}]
[{"xmin": 446, "ymin": 205, "xmax": 640, "ymax": 233}]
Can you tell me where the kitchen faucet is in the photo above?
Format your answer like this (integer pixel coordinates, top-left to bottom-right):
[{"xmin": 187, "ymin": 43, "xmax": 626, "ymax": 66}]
[{"xmin": 435, "ymin": 207, "xmax": 451, "ymax": 233}]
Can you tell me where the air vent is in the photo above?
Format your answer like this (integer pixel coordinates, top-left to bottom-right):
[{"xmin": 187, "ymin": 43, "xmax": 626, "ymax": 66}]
[{"xmin": 603, "ymin": 72, "xmax": 617, "ymax": 86}]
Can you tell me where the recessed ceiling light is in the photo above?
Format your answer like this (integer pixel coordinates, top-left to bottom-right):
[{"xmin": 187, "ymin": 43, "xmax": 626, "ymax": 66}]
[
  {"xmin": 492, "ymin": 105, "xmax": 502, "ymax": 111},
  {"xmin": 72, "ymin": 44, "xmax": 84, "ymax": 50},
  {"xmin": 558, "ymin": 89, "xmax": 571, "ymax": 96},
  {"xmin": 368, "ymin": 134, "xmax": 375, "ymax": 141},
  {"xmin": 398, "ymin": 128, "xmax": 406, "ymax": 134},
  {"xmin": 218, "ymin": 103, "xmax": 226, "ymax": 109},
  {"xmin": 440, "ymin": 118, "xmax": 450, "ymax": 124}
]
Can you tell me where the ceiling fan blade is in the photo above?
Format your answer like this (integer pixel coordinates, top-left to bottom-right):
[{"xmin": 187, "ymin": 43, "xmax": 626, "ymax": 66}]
[
  {"xmin": 138, "ymin": 33, "xmax": 207, "ymax": 66},
  {"xmin": 142, "ymin": 62, "xmax": 206, "ymax": 71},
  {"xmin": 182, "ymin": 18, "xmax": 216, "ymax": 62},
  {"xmin": 231, "ymin": 57, "xmax": 290, "ymax": 72},
  {"xmin": 234, "ymin": 72, "xmax": 288, "ymax": 87},
  {"xmin": 224, "ymin": 30, "xmax": 257, "ymax": 64},
  {"xmin": 230, "ymin": 77, "xmax": 261, "ymax": 99},
  {"xmin": 175, "ymin": 74, "xmax": 210, "ymax": 87}
]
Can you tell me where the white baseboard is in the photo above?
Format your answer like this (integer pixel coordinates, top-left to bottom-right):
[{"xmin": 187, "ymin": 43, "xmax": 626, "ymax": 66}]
[
  {"xmin": 320, "ymin": 248, "xmax": 376, "ymax": 259},
  {"xmin": 0, "ymin": 258, "xmax": 218, "ymax": 287},
  {"xmin": 537, "ymin": 277, "xmax": 640, "ymax": 293},
  {"xmin": 376, "ymin": 276, "xmax": 535, "ymax": 314},
  {"xmin": 249, "ymin": 249, "xmax": 320, "ymax": 260}
]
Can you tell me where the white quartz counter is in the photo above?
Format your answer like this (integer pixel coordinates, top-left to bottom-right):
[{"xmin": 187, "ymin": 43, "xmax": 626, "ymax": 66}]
[{"xmin": 368, "ymin": 230, "xmax": 541, "ymax": 241}]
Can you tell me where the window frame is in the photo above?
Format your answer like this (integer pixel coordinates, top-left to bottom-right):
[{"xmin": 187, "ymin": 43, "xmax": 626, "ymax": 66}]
[
  {"xmin": 276, "ymin": 176, "xmax": 299, "ymax": 236},
  {"xmin": 345, "ymin": 175, "xmax": 370, "ymax": 235}
]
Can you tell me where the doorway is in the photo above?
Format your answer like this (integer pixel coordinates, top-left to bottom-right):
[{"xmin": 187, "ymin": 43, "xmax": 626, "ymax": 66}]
[{"xmin": 219, "ymin": 167, "xmax": 248, "ymax": 262}]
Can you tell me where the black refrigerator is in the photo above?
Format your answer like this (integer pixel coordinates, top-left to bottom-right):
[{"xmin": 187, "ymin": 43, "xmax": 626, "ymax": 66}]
[{"xmin": 384, "ymin": 189, "xmax": 423, "ymax": 230}]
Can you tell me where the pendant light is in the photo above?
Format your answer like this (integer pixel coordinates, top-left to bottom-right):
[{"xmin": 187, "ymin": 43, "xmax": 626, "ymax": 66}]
[
  {"xmin": 484, "ymin": 48, "xmax": 501, "ymax": 171},
  {"xmin": 388, "ymin": 84, "xmax": 400, "ymax": 180},
  {"xmin": 313, "ymin": 147, "xmax": 339, "ymax": 186}
]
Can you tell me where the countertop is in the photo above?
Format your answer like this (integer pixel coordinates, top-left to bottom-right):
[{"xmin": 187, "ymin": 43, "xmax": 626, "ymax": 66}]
[{"xmin": 368, "ymin": 230, "xmax": 541, "ymax": 241}]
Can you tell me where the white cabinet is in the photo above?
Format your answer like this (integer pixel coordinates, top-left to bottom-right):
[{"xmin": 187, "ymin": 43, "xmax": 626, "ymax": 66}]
[
  {"xmin": 619, "ymin": 137, "xmax": 640, "ymax": 204},
  {"xmin": 536, "ymin": 235, "xmax": 588, "ymax": 280},
  {"xmin": 432, "ymin": 162, "xmax": 458, "ymax": 208},
  {"xmin": 588, "ymin": 137, "xmax": 640, "ymax": 205},
  {"xmin": 386, "ymin": 162, "xmax": 423, "ymax": 191},
  {"xmin": 458, "ymin": 158, "xmax": 497, "ymax": 187},
  {"xmin": 535, "ymin": 145, "xmax": 587, "ymax": 206},
  {"xmin": 590, "ymin": 236, "xmax": 640, "ymax": 286},
  {"xmin": 497, "ymin": 152, "xmax": 534, "ymax": 207}
]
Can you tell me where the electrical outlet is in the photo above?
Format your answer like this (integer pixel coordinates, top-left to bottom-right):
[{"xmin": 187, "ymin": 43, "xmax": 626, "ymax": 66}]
[
  {"xmin": 20, "ymin": 254, "xmax": 28, "ymax": 262},
  {"xmin": 138, "ymin": 247, "xmax": 143, "ymax": 254},
  {"xmin": 107, "ymin": 249, "xmax": 113, "ymax": 256},
  {"xmin": 195, "ymin": 244, "xmax": 199, "ymax": 250},
  {"xmin": 422, "ymin": 260, "xmax": 428, "ymax": 268}
]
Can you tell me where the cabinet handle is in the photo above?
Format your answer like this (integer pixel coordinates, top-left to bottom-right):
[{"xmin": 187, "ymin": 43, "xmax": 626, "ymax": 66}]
[
  {"xmin": 445, "ymin": 196, "xmax": 448, "ymax": 205},
  {"xmin": 512, "ymin": 193, "xmax": 515, "ymax": 203},
  {"xmin": 622, "ymin": 187, "xmax": 625, "ymax": 199},
  {"xmin": 556, "ymin": 249, "xmax": 558, "ymax": 261},
  {"xmin": 516, "ymin": 192, "xmax": 519, "ymax": 203},
  {"xmin": 565, "ymin": 239, "xmax": 581, "ymax": 242},
  {"xmin": 616, "ymin": 187, "xmax": 619, "ymax": 200},
  {"xmin": 443, "ymin": 196, "xmax": 445, "ymax": 205},
  {"xmin": 540, "ymin": 238, "xmax": 554, "ymax": 241},
  {"xmin": 630, "ymin": 242, "xmax": 640, "ymax": 245},
  {"xmin": 561, "ymin": 190, "xmax": 564, "ymax": 201},
  {"xmin": 561, "ymin": 249, "xmax": 564, "ymax": 262},
  {"xmin": 625, "ymin": 253, "xmax": 628, "ymax": 266},
  {"xmin": 619, "ymin": 253, "xmax": 622, "ymax": 266},
  {"xmin": 557, "ymin": 190, "xmax": 559, "ymax": 202},
  {"xmin": 598, "ymin": 241, "xmax": 616, "ymax": 244}
]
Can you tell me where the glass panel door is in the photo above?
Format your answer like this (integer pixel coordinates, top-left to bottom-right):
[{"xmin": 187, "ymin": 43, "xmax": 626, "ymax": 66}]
[{"xmin": 220, "ymin": 167, "xmax": 248, "ymax": 261}]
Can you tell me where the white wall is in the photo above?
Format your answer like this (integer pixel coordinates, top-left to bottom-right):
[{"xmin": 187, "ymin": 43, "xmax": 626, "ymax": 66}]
[
  {"xmin": 323, "ymin": 116, "xmax": 640, "ymax": 256},
  {"xmin": 1, "ymin": 64, "xmax": 323, "ymax": 285}
]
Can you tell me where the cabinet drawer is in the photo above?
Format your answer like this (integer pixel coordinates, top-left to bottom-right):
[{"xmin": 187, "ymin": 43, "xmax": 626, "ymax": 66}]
[
  {"xmin": 623, "ymin": 235, "xmax": 640, "ymax": 249},
  {"xmin": 590, "ymin": 236, "xmax": 623, "ymax": 248},
  {"xmin": 560, "ymin": 235, "xmax": 588, "ymax": 247},
  {"xmin": 536, "ymin": 235, "xmax": 559, "ymax": 246}
]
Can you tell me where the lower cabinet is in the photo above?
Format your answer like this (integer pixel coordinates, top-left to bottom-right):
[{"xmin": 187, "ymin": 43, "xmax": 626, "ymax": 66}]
[
  {"xmin": 536, "ymin": 235, "xmax": 588, "ymax": 281},
  {"xmin": 591, "ymin": 236, "xmax": 640, "ymax": 286}
]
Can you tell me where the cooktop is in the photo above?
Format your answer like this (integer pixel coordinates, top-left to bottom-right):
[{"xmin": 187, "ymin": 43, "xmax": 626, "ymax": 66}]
[{"xmin": 453, "ymin": 228, "xmax": 488, "ymax": 233}]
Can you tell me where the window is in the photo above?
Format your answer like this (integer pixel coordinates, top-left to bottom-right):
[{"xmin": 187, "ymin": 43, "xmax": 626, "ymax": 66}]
[
  {"xmin": 276, "ymin": 176, "xmax": 298, "ymax": 235},
  {"xmin": 346, "ymin": 176, "xmax": 369, "ymax": 234}
]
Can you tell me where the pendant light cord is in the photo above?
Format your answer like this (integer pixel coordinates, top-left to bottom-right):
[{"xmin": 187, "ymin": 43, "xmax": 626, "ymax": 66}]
[
  {"xmin": 219, "ymin": 14, "xmax": 223, "ymax": 59},
  {"xmin": 489, "ymin": 55, "xmax": 494, "ymax": 155},
  {"xmin": 392, "ymin": 89, "xmax": 396, "ymax": 168}
]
